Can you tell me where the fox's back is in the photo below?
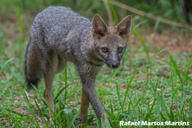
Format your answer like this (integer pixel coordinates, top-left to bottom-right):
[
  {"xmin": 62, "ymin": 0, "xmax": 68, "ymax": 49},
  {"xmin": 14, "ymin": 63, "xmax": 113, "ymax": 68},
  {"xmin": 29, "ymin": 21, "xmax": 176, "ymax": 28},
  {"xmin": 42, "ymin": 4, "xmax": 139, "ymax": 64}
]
[
  {"xmin": 35, "ymin": 7, "xmax": 90, "ymax": 28},
  {"xmin": 31, "ymin": 6, "xmax": 91, "ymax": 47}
]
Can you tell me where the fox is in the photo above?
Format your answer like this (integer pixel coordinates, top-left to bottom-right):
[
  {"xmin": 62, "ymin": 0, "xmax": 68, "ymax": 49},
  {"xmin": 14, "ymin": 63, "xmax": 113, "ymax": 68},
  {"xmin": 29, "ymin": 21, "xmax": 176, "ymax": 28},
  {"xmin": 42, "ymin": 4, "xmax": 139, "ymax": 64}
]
[{"xmin": 25, "ymin": 6, "xmax": 131, "ymax": 126}]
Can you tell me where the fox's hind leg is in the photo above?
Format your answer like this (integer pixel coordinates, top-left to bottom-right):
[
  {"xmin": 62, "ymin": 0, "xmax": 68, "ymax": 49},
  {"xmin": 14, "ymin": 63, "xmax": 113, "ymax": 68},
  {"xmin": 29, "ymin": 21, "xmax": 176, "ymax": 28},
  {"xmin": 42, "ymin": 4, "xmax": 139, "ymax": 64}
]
[{"xmin": 43, "ymin": 50, "xmax": 59, "ymax": 114}]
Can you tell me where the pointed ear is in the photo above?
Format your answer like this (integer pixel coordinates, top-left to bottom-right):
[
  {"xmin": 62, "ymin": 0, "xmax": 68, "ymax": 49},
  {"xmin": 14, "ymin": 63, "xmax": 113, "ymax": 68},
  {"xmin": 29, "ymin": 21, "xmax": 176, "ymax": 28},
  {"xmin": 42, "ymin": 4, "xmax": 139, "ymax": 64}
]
[
  {"xmin": 116, "ymin": 15, "xmax": 132, "ymax": 38},
  {"xmin": 92, "ymin": 14, "xmax": 108, "ymax": 39}
]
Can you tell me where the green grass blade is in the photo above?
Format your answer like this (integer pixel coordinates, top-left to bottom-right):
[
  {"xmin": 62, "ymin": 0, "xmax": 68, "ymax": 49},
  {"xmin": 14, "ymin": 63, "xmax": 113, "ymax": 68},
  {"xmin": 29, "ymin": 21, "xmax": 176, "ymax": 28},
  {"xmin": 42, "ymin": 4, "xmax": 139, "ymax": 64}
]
[
  {"xmin": 64, "ymin": 64, "xmax": 68, "ymax": 102},
  {"xmin": 168, "ymin": 54, "xmax": 183, "ymax": 85},
  {"xmin": 54, "ymin": 85, "xmax": 68, "ymax": 103},
  {"xmin": 122, "ymin": 71, "xmax": 137, "ymax": 111},
  {"xmin": 108, "ymin": 0, "xmax": 118, "ymax": 24},
  {"xmin": 133, "ymin": 29, "xmax": 152, "ymax": 68},
  {"xmin": 144, "ymin": 98, "xmax": 156, "ymax": 120},
  {"xmin": 16, "ymin": 7, "xmax": 24, "ymax": 35}
]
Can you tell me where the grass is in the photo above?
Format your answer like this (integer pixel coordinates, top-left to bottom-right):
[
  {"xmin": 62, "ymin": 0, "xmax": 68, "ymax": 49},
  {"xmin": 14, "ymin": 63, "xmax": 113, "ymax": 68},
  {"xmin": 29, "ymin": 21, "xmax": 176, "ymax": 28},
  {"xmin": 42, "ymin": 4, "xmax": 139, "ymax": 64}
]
[{"xmin": 0, "ymin": 0, "xmax": 192, "ymax": 128}]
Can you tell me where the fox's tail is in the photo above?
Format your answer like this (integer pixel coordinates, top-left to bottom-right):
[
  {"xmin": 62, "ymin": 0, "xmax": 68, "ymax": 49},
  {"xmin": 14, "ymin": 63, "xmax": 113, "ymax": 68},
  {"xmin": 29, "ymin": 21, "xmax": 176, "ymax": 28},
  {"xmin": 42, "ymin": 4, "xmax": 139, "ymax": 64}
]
[{"xmin": 24, "ymin": 42, "xmax": 42, "ymax": 89}]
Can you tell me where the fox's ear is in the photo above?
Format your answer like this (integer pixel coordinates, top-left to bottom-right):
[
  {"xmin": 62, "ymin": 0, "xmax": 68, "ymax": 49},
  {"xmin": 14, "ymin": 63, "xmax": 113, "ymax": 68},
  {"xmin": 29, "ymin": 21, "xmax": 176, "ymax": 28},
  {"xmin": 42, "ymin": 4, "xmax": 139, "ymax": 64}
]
[
  {"xmin": 92, "ymin": 14, "xmax": 108, "ymax": 39},
  {"xmin": 116, "ymin": 15, "xmax": 132, "ymax": 39}
]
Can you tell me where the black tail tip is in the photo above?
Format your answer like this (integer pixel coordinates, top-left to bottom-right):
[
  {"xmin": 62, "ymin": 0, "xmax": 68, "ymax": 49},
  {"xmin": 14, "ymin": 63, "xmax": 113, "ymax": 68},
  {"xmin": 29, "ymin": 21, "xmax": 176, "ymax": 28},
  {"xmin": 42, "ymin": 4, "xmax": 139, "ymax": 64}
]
[{"xmin": 26, "ymin": 79, "xmax": 39, "ymax": 90}]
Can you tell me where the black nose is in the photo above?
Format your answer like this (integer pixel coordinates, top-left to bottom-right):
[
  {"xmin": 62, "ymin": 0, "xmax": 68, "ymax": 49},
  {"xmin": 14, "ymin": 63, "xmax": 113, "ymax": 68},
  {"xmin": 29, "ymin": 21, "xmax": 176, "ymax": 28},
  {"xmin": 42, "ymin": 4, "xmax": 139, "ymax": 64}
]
[{"xmin": 111, "ymin": 62, "xmax": 120, "ymax": 68}]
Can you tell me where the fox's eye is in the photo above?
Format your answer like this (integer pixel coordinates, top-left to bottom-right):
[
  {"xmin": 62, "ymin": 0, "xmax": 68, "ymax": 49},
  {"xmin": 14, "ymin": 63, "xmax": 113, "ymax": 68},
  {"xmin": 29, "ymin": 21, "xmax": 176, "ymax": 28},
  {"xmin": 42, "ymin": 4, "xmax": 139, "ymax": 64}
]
[
  {"xmin": 117, "ymin": 47, "xmax": 124, "ymax": 53},
  {"xmin": 101, "ymin": 47, "xmax": 109, "ymax": 53}
]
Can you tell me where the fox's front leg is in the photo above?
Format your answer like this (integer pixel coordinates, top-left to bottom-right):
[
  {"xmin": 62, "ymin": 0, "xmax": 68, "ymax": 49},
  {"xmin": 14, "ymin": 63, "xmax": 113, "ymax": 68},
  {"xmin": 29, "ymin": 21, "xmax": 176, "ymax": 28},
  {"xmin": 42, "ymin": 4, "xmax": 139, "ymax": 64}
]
[
  {"xmin": 82, "ymin": 85, "xmax": 104, "ymax": 121},
  {"xmin": 43, "ymin": 51, "xmax": 58, "ymax": 115},
  {"xmin": 78, "ymin": 66, "xmax": 106, "ymax": 125}
]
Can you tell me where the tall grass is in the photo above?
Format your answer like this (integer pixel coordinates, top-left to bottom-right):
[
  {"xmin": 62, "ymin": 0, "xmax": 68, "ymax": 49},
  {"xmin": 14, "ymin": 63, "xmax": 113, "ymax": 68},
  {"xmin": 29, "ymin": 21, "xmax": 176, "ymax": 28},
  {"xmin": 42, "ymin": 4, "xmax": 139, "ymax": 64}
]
[{"xmin": 16, "ymin": 7, "xmax": 24, "ymax": 35}]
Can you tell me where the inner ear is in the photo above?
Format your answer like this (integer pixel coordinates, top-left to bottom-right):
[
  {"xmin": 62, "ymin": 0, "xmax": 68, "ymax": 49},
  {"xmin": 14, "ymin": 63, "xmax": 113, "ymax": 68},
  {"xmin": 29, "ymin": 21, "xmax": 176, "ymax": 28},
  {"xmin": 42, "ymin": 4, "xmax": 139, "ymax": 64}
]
[
  {"xmin": 116, "ymin": 15, "xmax": 132, "ymax": 38},
  {"xmin": 92, "ymin": 14, "xmax": 108, "ymax": 39}
]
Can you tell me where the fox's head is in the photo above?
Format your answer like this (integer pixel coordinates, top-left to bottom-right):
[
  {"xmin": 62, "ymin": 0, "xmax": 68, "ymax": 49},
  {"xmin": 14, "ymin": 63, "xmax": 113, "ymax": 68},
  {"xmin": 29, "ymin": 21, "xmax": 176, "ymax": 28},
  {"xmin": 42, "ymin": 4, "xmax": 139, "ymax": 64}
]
[{"xmin": 92, "ymin": 15, "xmax": 132, "ymax": 69}]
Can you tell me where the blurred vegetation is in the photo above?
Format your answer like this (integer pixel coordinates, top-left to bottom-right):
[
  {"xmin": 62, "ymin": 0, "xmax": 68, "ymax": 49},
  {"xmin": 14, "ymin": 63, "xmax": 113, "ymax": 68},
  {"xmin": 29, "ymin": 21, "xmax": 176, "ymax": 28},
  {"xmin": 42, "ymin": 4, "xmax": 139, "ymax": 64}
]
[{"xmin": 0, "ymin": 0, "xmax": 192, "ymax": 31}]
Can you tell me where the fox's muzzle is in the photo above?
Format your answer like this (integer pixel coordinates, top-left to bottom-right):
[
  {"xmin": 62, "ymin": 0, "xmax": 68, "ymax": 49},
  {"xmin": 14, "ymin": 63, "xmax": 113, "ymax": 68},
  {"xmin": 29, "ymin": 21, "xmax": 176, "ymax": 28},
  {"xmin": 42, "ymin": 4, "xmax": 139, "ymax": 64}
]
[
  {"xmin": 106, "ymin": 61, "xmax": 120, "ymax": 69},
  {"xmin": 105, "ymin": 52, "xmax": 121, "ymax": 69},
  {"xmin": 111, "ymin": 62, "xmax": 120, "ymax": 69}
]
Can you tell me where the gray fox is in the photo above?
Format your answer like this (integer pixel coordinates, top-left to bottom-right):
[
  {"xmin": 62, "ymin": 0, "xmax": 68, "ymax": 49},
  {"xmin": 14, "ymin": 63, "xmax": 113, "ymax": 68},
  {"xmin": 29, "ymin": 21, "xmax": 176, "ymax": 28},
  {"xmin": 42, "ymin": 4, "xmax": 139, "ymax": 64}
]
[{"xmin": 25, "ymin": 6, "xmax": 131, "ymax": 125}]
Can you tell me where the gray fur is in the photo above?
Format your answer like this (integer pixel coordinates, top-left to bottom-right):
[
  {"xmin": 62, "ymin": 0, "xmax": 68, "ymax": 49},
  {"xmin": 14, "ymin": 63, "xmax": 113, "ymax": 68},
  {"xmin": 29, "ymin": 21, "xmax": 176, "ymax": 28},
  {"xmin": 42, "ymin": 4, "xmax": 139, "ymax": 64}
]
[{"xmin": 25, "ymin": 6, "xmax": 131, "ymax": 125}]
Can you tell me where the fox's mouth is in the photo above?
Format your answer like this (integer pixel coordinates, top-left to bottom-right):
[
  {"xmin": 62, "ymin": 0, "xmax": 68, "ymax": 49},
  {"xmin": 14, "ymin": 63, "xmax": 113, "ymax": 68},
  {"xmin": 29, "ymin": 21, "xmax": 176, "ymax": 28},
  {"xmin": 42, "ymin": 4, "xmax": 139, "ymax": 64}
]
[{"xmin": 106, "ymin": 62, "xmax": 120, "ymax": 69}]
